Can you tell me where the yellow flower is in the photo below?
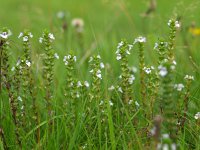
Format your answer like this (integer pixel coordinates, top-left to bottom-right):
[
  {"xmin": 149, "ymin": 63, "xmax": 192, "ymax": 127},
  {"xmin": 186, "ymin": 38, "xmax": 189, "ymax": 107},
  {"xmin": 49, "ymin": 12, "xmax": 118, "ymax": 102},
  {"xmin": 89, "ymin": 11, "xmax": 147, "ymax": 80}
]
[{"xmin": 189, "ymin": 27, "xmax": 200, "ymax": 36}]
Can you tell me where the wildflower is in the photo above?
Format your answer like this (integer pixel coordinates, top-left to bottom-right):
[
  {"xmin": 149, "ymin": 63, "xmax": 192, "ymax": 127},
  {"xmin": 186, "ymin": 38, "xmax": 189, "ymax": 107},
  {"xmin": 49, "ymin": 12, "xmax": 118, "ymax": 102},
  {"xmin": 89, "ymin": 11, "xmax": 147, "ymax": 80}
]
[
  {"xmin": 88, "ymin": 56, "xmax": 93, "ymax": 62},
  {"xmin": 77, "ymin": 81, "xmax": 83, "ymax": 87},
  {"xmin": 118, "ymin": 87, "xmax": 123, "ymax": 93},
  {"xmin": 96, "ymin": 70, "xmax": 102, "ymax": 79},
  {"xmin": 23, "ymin": 36, "xmax": 29, "ymax": 42},
  {"xmin": 143, "ymin": 66, "xmax": 154, "ymax": 74},
  {"xmin": 71, "ymin": 18, "xmax": 84, "ymax": 32},
  {"xmin": 174, "ymin": 84, "xmax": 184, "ymax": 91},
  {"xmin": 194, "ymin": 112, "xmax": 200, "ymax": 120},
  {"xmin": 73, "ymin": 56, "xmax": 77, "ymax": 62},
  {"xmin": 168, "ymin": 19, "xmax": 180, "ymax": 28},
  {"xmin": 25, "ymin": 60, "xmax": 31, "ymax": 67},
  {"xmin": 109, "ymin": 100, "xmax": 113, "ymax": 106},
  {"xmin": 100, "ymin": 62, "xmax": 104, "ymax": 69},
  {"xmin": 158, "ymin": 65, "xmax": 168, "ymax": 77},
  {"xmin": 48, "ymin": 33, "xmax": 55, "ymax": 41},
  {"xmin": 17, "ymin": 96, "xmax": 22, "ymax": 102},
  {"xmin": 0, "ymin": 31, "xmax": 10, "ymax": 39},
  {"xmin": 128, "ymin": 100, "xmax": 133, "ymax": 105},
  {"xmin": 135, "ymin": 101, "xmax": 140, "ymax": 107},
  {"xmin": 54, "ymin": 53, "xmax": 59, "ymax": 59},
  {"xmin": 116, "ymin": 54, "xmax": 122, "ymax": 60},
  {"xmin": 18, "ymin": 32, "xmax": 23, "ymax": 38},
  {"xmin": 39, "ymin": 37, "xmax": 43, "ymax": 43},
  {"xmin": 11, "ymin": 66, "xmax": 15, "ymax": 71},
  {"xmin": 89, "ymin": 69, "xmax": 93, "ymax": 73},
  {"xmin": 184, "ymin": 75, "xmax": 194, "ymax": 80},
  {"xmin": 133, "ymin": 36, "xmax": 146, "ymax": 44},
  {"xmin": 97, "ymin": 55, "xmax": 101, "ymax": 59},
  {"xmin": 128, "ymin": 74, "xmax": 135, "ymax": 84},
  {"xmin": 84, "ymin": 81, "xmax": 90, "ymax": 88},
  {"xmin": 99, "ymin": 100, "xmax": 104, "ymax": 106},
  {"xmin": 154, "ymin": 42, "xmax": 159, "ymax": 49},
  {"xmin": 108, "ymin": 85, "xmax": 115, "ymax": 91}
]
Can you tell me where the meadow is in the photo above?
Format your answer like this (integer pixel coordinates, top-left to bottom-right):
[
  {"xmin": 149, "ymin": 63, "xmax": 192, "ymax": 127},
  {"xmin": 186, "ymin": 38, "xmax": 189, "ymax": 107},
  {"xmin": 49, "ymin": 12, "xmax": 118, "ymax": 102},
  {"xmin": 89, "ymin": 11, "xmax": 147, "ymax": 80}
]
[{"xmin": 0, "ymin": 0, "xmax": 200, "ymax": 149}]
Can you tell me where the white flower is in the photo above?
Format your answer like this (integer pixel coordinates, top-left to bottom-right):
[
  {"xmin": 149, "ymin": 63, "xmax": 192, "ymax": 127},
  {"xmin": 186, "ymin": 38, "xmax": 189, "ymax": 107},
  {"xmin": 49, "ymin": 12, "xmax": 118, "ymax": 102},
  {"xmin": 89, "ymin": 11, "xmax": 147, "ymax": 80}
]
[
  {"xmin": 108, "ymin": 85, "xmax": 115, "ymax": 91},
  {"xmin": 48, "ymin": 33, "xmax": 55, "ymax": 41},
  {"xmin": 88, "ymin": 57, "xmax": 93, "ymax": 62},
  {"xmin": 99, "ymin": 100, "xmax": 104, "ymax": 105},
  {"xmin": 143, "ymin": 66, "xmax": 154, "ymax": 74},
  {"xmin": 154, "ymin": 43, "xmax": 158, "ymax": 49},
  {"xmin": 97, "ymin": 55, "xmax": 101, "ymax": 59},
  {"xmin": 109, "ymin": 100, "xmax": 113, "ymax": 106},
  {"xmin": 0, "ymin": 32, "xmax": 8, "ymax": 39},
  {"xmin": 126, "ymin": 50, "xmax": 131, "ymax": 55},
  {"xmin": 26, "ymin": 60, "xmax": 31, "ymax": 67},
  {"xmin": 23, "ymin": 36, "xmax": 29, "ymax": 42},
  {"xmin": 194, "ymin": 112, "xmax": 200, "ymax": 120},
  {"xmin": 39, "ymin": 37, "xmax": 43, "ymax": 43},
  {"xmin": 18, "ymin": 32, "xmax": 23, "ymax": 38},
  {"xmin": 96, "ymin": 70, "xmax": 102, "ymax": 79},
  {"xmin": 100, "ymin": 62, "xmax": 104, "ymax": 69},
  {"xmin": 28, "ymin": 32, "xmax": 33, "ymax": 38},
  {"xmin": 128, "ymin": 74, "xmax": 135, "ymax": 84},
  {"xmin": 158, "ymin": 65, "xmax": 168, "ymax": 77},
  {"xmin": 11, "ymin": 67, "xmax": 15, "ymax": 72},
  {"xmin": 168, "ymin": 19, "xmax": 180, "ymax": 28},
  {"xmin": 73, "ymin": 56, "xmax": 77, "ymax": 62},
  {"xmin": 16, "ymin": 60, "xmax": 21, "ymax": 66},
  {"xmin": 118, "ymin": 87, "xmax": 123, "ymax": 93},
  {"xmin": 128, "ymin": 44, "xmax": 133, "ymax": 51},
  {"xmin": 77, "ymin": 81, "xmax": 82, "ymax": 87},
  {"xmin": 133, "ymin": 36, "xmax": 146, "ymax": 44},
  {"xmin": 89, "ymin": 69, "xmax": 94, "ymax": 73},
  {"xmin": 84, "ymin": 81, "xmax": 90, "ymax": 87},
  {"xmin": 116, "ymin": 54, "xmax": 122, "ymax": 60},
  {"xmin": 135, "ymin": 101, "xmax": 140, "ymax": 107},
  {"xmin": 174, "ymin": 84, "xmax": 184, "ymax": 91},
  {"xmin": 175, "ymin": 21, "xmax": 180, "ymax": 28},
  {"xmin": 54, "ymin": 53, "xmax": 59, "ymax": 59},
  {"xmin": 128, "ymin": 100, "xmax": 133, "ymax": 105},
  {"xmin": 17, "ymin": 96, "xmax": 22, "ymax": 102},
  {"xmin": 64, "ymin": 61, "xmax": 68, "ymax": 65},
  {"xmin": 184, "ymin": 75, "xmax": 194, "ymax": 80}
]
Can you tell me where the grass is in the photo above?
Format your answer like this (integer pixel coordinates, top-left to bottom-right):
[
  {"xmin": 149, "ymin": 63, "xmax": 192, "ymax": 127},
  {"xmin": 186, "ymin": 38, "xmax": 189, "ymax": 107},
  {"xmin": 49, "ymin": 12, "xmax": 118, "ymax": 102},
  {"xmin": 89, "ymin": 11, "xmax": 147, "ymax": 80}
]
[{"xmin": 1, "ymin": 0, "xmax": 200, "ymax": 149}]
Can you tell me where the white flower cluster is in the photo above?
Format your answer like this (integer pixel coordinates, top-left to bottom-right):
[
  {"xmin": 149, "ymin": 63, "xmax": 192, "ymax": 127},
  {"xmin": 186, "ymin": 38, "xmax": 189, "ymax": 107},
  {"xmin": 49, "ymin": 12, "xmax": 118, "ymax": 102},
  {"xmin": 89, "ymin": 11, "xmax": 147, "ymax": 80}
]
[
  {"xmin": 157, "ymin": 134, "xmax": 176, "ymax": 150},
  {"xmin": 115, "ymin": 41, "xmax": 133, "ymax": 60},
  {"xmin": 174, "ymin": 83, "xmax": 184, "ymax": 91},
  {"xmin": 143, "ymin": 66, "xmax": 154, "ymax": 74},
  {"xmin": 154, "ymin": 41, "xmax": 168, "ymax": 50},
  {"xmin": 133, "ymin": 36, "xmax": 146, "ymax": 44},
  {"xmin": 77, "ymin": 81, "xmax": 89, "ymax": 88},
  {"xmin": 128, "ymin": 74, "xmax": 135, "ymax": 84},
  {"xmin": 99, "ymin": 100, "xmax": 113, "ymax": 106},
  {"xmin": 63, "ymin": 55, "xmax": 77, "ymax": 65},
  {"xmin": 89, "ymin": 55, "xmax": 104, "ymax": 80},
  {"xmin": 194, "ymin": 112, "xmax": 200, "ymax": 120},
  {"xmin": 158, "ymin": 65, "xmax": 168, "ymax": 77},
  {"xmin": 168, "ymin": 19, "xmax": 180, "ymax": 28},
  {"xmin": 0, "ymin": 30, "xmax": 12, "ymax": 39},
  {"xmin": 39, "ymin": 33, "xmax": 55, "ymax": 43},
  {"xmin": 18, "ymin": 32, "xmax": 33, "ymax": 42},
  {"xmin": 184, "ymin": 75, "xmax": 194, "ymax": 80},
  {"xmin": 25, "ymin": 60, "xmax": 31, "ymax": 67}
]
